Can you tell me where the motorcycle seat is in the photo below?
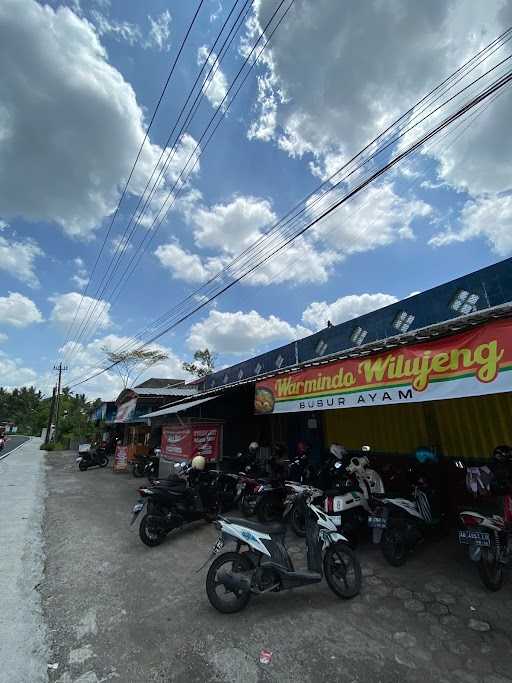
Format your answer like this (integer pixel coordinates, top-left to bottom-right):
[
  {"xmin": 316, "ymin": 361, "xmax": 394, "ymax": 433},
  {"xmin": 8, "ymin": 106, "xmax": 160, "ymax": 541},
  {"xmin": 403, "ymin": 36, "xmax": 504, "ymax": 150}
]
[{"xmin": 222, "ymin": 516, "xmax": 286, "ymax": 536}]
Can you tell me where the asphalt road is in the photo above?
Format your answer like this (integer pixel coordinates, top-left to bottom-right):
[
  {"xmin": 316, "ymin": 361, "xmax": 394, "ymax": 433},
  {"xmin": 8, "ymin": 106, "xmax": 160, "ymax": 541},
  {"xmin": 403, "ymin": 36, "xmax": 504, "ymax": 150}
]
[
  {"xmin": 0, "ymin": 433, "xmax": 30, "ymax": 459},
  {"xmin": 41, "ymin": 450, "xmax": 512, "ymax": 683}
]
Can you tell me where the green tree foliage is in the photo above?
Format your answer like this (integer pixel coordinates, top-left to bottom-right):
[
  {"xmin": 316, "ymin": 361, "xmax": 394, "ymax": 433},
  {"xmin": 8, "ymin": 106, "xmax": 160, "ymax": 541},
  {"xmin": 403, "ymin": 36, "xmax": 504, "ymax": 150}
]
[
  {"xmin": 182, "ymin": 348, "xmax": 216, "ymax": 378},
  {"xmin": 0, "ymin": 386, "xmax": 100, "ymax": 442}
]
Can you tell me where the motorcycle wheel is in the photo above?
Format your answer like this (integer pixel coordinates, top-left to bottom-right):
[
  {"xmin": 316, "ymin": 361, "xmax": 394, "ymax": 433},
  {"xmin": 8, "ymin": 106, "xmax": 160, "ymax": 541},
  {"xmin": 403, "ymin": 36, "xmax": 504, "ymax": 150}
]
[
  {"xmin": 133, "ymin": 463, "xmax": 145, "ymax": 478},
  {"xmin": 478, "ymin": 549, "xmax": 503, "ymax": 591},
  {"xmin": 256, "ymin": 496, "xmax": 281, "ymax": 524},
  {"xmin": 290, "ymin": 501, "xmax": 306, "ymax": 537},
  {"xmin": 99, "ymin": 455, "xmax": 109, "ymax": 468},
  {"xmin": 78, "ymin": 461, "xmax": 88, "ymax": 471},
  {"xmin": 323, "ymin": 542, "xmax": 361, "ymax": 599},
  {"xmin": 139, "ymin": 514, "xmax": 165, "ymax": 547},
  {"xmin": 206, "ymin": 552, "xmax": 252, "ymax": 613},
  {"xmin": 382, "ymin": 527, "xmax": 408, "ymax": 567}
]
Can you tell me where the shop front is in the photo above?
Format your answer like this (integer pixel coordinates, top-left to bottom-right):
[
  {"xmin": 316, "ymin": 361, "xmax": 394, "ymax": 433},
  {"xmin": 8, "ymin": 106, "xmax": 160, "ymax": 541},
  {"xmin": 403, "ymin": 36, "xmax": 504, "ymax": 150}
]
[{"xmin": 254, "ymin": 316, "xmax": 512, "ymax": 462}]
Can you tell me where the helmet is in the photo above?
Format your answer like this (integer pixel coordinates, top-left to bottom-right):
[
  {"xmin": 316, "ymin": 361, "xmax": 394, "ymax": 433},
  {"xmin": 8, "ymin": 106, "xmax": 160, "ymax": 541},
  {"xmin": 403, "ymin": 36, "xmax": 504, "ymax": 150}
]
[
  {"xmin": 346, "ymin": 455, "xmax": 369, "ymax": 474},
  {"xmin": 248, "ymin": 441, "xmax": 259, "ymax": 453},
  {"xmin": 191, "ymin": 455, "xmax": 206, "ymax": 471},
  {"xmin": 329, "ymin": 443, "xmax": 347, "ymax": 460},
  {"xmin": 493, "ymin": 445, "xmax": 512, "ymax": 463},
  {"xmin": 415, "ymin": 447, "xmax": 438, "ymax": 464}
]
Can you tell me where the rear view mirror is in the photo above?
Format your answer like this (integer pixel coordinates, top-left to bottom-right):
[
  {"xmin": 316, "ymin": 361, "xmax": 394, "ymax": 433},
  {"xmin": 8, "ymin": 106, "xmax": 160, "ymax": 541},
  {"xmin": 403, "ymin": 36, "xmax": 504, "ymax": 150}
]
[{"xmin": 362, "ymin": 445, "xmax": 371, "ymax": 452}]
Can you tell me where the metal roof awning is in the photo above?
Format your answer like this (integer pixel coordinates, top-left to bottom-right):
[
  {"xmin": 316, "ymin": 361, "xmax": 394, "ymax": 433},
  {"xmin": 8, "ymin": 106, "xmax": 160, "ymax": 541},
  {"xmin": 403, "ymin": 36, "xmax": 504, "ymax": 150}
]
[{"xmin": 140, "ymin": 395, "xmax": 218, "ymax": 419}]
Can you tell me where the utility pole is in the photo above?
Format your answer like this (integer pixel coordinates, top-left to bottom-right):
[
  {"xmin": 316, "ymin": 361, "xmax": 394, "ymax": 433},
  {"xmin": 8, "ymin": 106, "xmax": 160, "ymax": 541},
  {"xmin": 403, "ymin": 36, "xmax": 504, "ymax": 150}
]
[
  {"xmin": 45, "ymin": 386, "xmax": 57, "ymax": 445},
  {"xmin": 52, "ymin": 363, "xmax": 68, "ymax": 443}
]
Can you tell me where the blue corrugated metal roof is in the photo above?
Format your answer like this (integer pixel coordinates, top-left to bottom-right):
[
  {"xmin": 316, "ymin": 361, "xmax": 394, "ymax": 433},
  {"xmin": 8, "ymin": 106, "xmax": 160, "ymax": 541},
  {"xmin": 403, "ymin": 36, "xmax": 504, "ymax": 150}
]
[{"xmin": 194, "ymin": 257, "xmax": 512, "ymax": 392}]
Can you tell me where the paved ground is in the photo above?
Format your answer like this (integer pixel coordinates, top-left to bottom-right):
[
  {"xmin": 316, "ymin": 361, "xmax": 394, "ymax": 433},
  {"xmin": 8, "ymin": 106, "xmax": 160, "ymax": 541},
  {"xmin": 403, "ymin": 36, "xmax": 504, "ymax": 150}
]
[
  {"xmin": 39, "ymin": 450, "xmax": 512, "ymax": 683},
  {"xmin": 0, "ymin": 437, "xmax": 48, "ymax": 683},
  {"xmin": 0, "ymin": 433, "xmax": 30, "ymax": 459}
]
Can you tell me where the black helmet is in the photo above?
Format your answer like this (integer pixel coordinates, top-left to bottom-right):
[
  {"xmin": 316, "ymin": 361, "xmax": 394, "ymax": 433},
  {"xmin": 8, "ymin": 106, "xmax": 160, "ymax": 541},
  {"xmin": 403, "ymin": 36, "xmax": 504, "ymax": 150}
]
[{"xmin": 492, "ymin": 445, "xmax": 512, "ymax": 463}]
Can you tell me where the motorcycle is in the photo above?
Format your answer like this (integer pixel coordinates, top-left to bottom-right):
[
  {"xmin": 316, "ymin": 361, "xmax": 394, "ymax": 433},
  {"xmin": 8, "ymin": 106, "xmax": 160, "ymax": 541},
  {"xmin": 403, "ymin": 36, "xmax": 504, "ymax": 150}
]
[
  {"xmin": 131, "ymin": 463, "xmax": 238, "ymax": 547},
  {"xmin": 373, "ymin": 484, "xmax": 443, "ymax": 566},
  {"xmin": 254, "ymin": 478, "xmax": 288, "ymax": 523},
  {"xmin": 203, "ymin": 489, "xmax": 362, "ymax": 613},
  {"xmin": 76, "ymin": 446, "xmax": 109, "ymax": 471},
  {"xmin": 0, "ymin": 436, "xmax": 5, "ymax": 452},
  {"xmin": 458, "ymin": 503, "xmax": 512, "ymax": 591},
  {"xmin": 132, "ymin": 449, "xmax": 159, "ymax": 479}
]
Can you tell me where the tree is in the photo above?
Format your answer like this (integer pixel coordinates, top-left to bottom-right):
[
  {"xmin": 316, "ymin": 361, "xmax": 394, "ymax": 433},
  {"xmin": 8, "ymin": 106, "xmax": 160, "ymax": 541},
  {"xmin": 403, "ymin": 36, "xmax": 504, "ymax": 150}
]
[
  {"xmin": 182, "ymin": 348, "xmax": 216, "ymax": 378},
  {"xmin": 101, "ymin": 346, "xmax": 169, "ymax": 388}
]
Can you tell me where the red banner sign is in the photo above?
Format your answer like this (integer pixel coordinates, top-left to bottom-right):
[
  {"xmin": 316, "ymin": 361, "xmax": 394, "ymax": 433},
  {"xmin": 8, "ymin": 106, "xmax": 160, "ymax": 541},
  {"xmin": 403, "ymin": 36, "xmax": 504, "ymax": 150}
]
[
  {"xmin": 161, "ymin": 423, "xmax": 221, "ymax": 462},
  {"xmin": 255, "ymin": 318, "xmax": 512, "ymax": 414},
  {"xmin": 113, "ymin": 445, "xmax": 129, "ymax": 472}
]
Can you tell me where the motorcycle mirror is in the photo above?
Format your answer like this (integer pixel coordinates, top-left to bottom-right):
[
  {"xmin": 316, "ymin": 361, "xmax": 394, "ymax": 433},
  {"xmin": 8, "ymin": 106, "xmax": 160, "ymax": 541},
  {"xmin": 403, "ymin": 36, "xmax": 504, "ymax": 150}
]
[
  {"xmin": 334, "ymin": 461, "xmax": 343, "ymax": 469},
  {"xmin": 154, "ymin": 448, "xmax": 161, "ymax": 456},
  {"xmin": 361, "ymin": 445, "xmax": 371, "ymax": 452}
]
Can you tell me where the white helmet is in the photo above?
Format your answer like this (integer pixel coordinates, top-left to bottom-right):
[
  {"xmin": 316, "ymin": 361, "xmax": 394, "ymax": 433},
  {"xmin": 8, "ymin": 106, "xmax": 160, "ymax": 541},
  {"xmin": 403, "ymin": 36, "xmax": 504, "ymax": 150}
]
[
  {"xmin": 191, "ymin": 455, "xmax": 206, "ymax": 471},
  {"xmin": 248, "ymin": 441, "xmax": 259, "ymax": 452},
  {"xmin": 329, "ymin": 443, "xmax": 346, "ymax": 461}
]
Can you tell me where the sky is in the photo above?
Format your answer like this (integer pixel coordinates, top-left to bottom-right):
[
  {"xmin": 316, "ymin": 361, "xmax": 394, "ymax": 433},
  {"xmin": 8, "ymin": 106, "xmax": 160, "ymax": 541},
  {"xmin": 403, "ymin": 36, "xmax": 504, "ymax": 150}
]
[{"xmin": 0, "ymin": 0, "xmax": 511, "ymax": 399}]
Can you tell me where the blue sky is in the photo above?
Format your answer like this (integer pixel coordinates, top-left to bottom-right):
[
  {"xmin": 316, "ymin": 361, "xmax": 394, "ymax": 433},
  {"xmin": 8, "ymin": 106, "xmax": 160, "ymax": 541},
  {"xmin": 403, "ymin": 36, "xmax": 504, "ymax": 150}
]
[{"xmin": 0, "ymin": 0, "xmax": 511, "ymax": 398}]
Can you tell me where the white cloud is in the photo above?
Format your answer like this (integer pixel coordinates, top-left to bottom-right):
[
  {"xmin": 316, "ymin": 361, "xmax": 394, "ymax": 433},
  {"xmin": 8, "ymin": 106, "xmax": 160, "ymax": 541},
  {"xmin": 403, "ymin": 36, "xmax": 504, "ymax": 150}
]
[
  {"xmin": 154, "ymin": 242, "xmax": 227, "ymax": 284},
  {"xmin": 0, "ymin": 234, "xmax": 43, "ymax": 287},
  {"xmin": 0, "ymin": 333, "xmax": 7, "ymax": 343},
  {"xmin": 0, "ymin": 1, "xmax": 195, "ymax": 239},
  {"xmin": 0, "ymin": 292, "xmax": 43, "ymax": 327},
  {"xmin": 429, "ymin": 194, "xmax": 512, "ymax": 255},
  {"xmin": 50, "ymin": 292, "xmax": 111, "ymax": 329},
  {"xmin": 198, "ymin": 46, "xmax": 229, "ymax": 109},
  {"xmin": 248, "ymin": 1, "xmax": 510, "ymax": 198},
  {"xmin": 90, "ymin": 10, "xmax": 142, "ymax": 45},
  {"xmin": 302, "ymin": 293, "xmax": 399, "ymax": 331},
  {"xmin": 146, "ymin": 10, "xmax": 172, "ymax": 51},
  {"xmin": 0, "ymin": 219, "xmax": 8, "ymax": 230},
  {"xmin": 59, "ymin": 333, "xmax": 186, "ymax": 400},
  {"xmin": 0, "ymin": 350, "xmax": 38, "ymax": 389},
  {"xmin": 71, "ymin": 256, "xmax": 89, "ymax": 289},
  {"xmin": 187, "ymin": 309, "xmax": 310, "ymax": 355},
  {"xmin": 193, "ymin": 195, "xmax": 275, "ymax": 253},
  {"xmin": 309, "ymin": 183, "xmax": 431, "ymax": 253}
]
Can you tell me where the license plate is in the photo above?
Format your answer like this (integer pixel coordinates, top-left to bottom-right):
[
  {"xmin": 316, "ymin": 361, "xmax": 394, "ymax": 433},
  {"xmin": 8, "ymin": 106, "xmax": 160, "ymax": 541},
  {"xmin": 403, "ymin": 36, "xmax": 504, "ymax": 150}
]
[
  {"xmin": 368, "ymin": 516, "xmax": 387, "ymax": 529},
  {"xmin": 458, "ymin": 530, "xmax": 491, "ymax": 546}
]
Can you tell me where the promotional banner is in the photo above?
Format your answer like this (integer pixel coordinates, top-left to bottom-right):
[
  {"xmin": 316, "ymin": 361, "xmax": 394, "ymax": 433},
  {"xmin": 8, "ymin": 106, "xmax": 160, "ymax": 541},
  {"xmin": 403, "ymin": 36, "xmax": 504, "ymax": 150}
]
[
  {"xmin": 254, "ymin": 318, "xmax": 512, "ymax": 415},
  {"xmin": 114, "ymin": 397, "xmax": 137, "ymax": 423},
  {"xmin": 113, "ymin": 445, "xmax": 129, "ymax": 472},
  {"xmin": 161, "ymin": 424, "xmax": 221, "ymax": 461}
]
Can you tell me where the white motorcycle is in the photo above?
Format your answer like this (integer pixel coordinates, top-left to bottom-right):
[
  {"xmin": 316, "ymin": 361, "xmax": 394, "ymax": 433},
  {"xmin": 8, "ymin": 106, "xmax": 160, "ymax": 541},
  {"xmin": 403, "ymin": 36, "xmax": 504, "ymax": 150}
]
[
  {"xmin": 203, "ymin": 489, "xmax": 362, "ymax": 613},
  {"xmin": 323, "ymin": 452, "xmax": 385, "ymax": 545},
  {"xmin": 459, "ymin": 507, "xmax": 512, "ymax": 591}
]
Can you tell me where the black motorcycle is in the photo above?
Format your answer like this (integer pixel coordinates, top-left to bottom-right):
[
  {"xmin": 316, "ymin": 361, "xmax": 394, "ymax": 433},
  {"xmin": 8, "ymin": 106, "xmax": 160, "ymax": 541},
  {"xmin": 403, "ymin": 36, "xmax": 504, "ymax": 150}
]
[
  {"xmin": 76, "ymin": 446, "xmax": 109, "ymax": 471},
  {"xmin": 132, "ymin": 451, "xmax": 159, "ymax": 479},
  {"xmin": 131, "ymin": 464, "xmax": 238, "ymax": 547}
]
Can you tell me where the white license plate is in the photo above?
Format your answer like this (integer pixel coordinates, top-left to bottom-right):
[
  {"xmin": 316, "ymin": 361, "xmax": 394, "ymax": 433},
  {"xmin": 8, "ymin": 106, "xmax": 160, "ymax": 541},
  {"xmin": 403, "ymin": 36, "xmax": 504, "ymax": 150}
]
[
  {"xmin": 368, "ymin": 516, "xmax": 387, "ymax": 528},
  {"xmin": 458, "ymin": 530, "xmax": 491, "ymax": 546},
  {"xmin": 132, "ymin": 502, "xmax": 144, "ymax": 513}
]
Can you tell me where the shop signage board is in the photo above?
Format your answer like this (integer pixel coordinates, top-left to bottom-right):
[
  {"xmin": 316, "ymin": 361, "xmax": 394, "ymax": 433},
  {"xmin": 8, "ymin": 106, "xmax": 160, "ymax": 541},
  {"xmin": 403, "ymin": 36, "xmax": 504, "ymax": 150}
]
[
  {"xmin": 254, "ymin": 318, "xmax": 512, "ymax": 415},
  {"xmin": 113, "ymin": 445, "xmax": 129, "ymax": 472},
  {"xmin": 161, "ymin": 424, "xmax": 221, "ymax": 462}
]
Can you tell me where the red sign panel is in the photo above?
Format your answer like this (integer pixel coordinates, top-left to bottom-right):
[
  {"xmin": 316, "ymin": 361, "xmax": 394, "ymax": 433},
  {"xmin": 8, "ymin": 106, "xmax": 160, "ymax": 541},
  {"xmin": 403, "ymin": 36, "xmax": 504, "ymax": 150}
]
[
  {"xmin": 161, "ymin": 424, "xmax": 221, "ymax": 462},
  {"xmin": 113, "ymin": 445, "xmax": 129, "ymax": 472}
]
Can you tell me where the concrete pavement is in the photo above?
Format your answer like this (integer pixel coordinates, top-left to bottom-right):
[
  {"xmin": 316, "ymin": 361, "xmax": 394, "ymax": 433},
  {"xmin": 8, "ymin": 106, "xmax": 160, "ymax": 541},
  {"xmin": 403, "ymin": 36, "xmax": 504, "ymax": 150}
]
[
  {"xmin": 0, "ymin": 437, "xmax": 49, "ymax": 683},
  {"xmin": 0, "ymin": 433, "xmax": 30, "ymax": 459},
  {"xmin": 41, "ymin": 450, "xmax": 512, "ymax": 683}
]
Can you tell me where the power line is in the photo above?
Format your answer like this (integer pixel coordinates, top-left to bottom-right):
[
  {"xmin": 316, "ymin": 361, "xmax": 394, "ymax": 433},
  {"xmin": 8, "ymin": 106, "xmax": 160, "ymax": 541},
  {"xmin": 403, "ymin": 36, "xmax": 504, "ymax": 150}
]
[
  {"xmin": 66, "ymin": 66, "xmax": 512, "ymax": 390},
  {"xmin": 60, "ymin": 0, "xmax": 207, "ymax": 357},
  {"xmin": 64, "ymin": 0, "xmax": 291, "ymax": 360},
  {"xmin": 64, "ymin": 29, "xmax": 512, "ymax": 384}
]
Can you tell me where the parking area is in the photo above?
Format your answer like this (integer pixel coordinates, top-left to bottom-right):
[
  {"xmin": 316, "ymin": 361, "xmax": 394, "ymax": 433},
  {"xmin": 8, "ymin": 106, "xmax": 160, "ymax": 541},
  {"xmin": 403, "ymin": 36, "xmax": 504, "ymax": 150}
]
[{"xmin": 42, "ymin": 451, "xmax": 512, "ymax": 683}]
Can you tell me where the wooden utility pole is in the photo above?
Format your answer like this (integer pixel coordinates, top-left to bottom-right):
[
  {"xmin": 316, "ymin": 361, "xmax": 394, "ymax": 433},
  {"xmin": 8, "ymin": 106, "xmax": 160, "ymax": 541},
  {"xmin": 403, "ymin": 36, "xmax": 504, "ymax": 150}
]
[{"xmin": 52, "ymin": 363, "xmax": 68, "ymax": 443}]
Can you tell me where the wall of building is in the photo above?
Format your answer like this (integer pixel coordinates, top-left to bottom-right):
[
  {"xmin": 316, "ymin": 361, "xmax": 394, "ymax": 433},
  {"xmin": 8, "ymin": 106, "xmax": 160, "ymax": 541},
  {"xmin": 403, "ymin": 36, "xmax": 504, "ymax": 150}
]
[{"xmin": 323, "ymin": 393, "xmax": 512, "ymax": 460}]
